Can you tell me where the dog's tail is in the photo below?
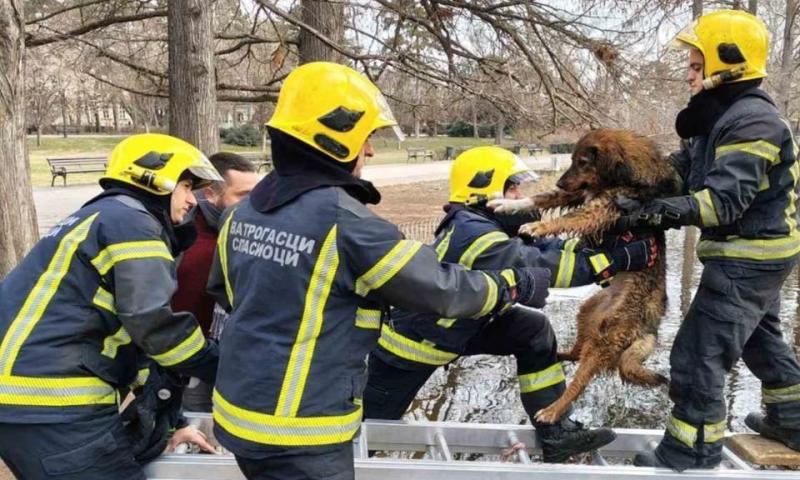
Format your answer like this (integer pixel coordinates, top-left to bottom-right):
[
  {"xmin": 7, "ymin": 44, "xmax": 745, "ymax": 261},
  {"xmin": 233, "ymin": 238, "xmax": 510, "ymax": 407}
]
[{"xmin": 618, "ymin": 334, "xmax": 668, "ymax": 386}]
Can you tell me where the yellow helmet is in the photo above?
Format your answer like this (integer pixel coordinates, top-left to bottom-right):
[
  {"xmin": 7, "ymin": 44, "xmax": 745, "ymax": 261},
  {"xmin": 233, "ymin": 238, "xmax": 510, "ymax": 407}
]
[
  {"xmin": 672, "ymin": 10, "xmax": 768, "ymax": 87},
  {"xmin": 267, "ymin": 62, "xmax": 404, "ymax": 163},
  {"xmin": 449, "ymin": 146, "xmax": 537, "ymax": 203},
  {"xmin": 101, "ymin": 133, "xmax": 223, "ymax": 195}
]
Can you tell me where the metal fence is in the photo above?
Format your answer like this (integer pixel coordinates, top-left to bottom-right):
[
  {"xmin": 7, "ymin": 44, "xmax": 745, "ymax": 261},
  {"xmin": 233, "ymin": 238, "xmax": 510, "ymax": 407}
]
[{"xmin": 397, "ymin": 217, "xmax": 442, "ymax": 243}]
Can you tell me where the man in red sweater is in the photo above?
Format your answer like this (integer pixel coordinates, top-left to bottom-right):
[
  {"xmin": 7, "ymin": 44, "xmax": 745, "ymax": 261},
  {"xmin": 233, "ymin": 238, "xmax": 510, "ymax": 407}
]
[{"xmin": 172, "ymin": 152, "xmax": 259, "ymax": 411}]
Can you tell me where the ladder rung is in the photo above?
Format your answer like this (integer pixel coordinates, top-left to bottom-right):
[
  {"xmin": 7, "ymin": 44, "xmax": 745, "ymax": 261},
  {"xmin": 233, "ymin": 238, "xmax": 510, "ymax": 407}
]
[
  {"xmin": 434, "ymin": 432, "xmax": 453, "ymax": 461},
  {"xmin": 355, "ymin": 425, "xmax": 369, "ymax": 459},
  {"xmin": 592, "ymin": 451, "xmax": 608, "ymax": 466},
  {"xmin": 425, "ymin": 445, "xmax": 436, "ymax": 460},
  {"xmin": 507, "ymin": 431, "xmax": 531, "ymax": 464}
]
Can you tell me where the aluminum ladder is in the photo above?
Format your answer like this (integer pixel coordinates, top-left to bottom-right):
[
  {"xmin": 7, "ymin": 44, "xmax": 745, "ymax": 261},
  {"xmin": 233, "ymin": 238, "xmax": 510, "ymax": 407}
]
[{"xmin": 144, "ymin": 415, "xmax": 800, "ymax": 479}]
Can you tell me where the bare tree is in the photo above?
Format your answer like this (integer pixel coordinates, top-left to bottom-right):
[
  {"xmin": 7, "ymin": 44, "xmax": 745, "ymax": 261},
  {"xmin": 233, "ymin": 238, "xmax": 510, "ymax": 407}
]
[
  {"xmin": 299, "ymin": 0, "xmax": 345, "ymax": 63},
  {"xmin": 693, "ymin": 0, "xmax": 703, "ymax": 18},
  {"xmin": 778, "ymin": 0, "xmax": 798, "ymax": 115},
  {"xmin": 168, "ymin": 0, "xmax": 218, "ymax": 154},
  {"xmin": 0, "ymin": 0, "xmax": 38, "ymax": 278},
  {"xmin": 26, "ymin": 59, "xmax": 60, "ymax": 146}
]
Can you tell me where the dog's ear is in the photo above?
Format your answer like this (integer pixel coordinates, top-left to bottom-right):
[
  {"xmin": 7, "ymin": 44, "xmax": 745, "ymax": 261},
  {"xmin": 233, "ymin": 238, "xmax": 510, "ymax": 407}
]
[
  {"xmin": 583, "ymin": 145, "xmax": 599, "ymax": 162},
  {"xmin": 610, "ymin": 161, "xmax": 633, "ymax": 185},
  {"xmin": 597, "ymin": 143, "xmax": 632, "ymax": 186}
]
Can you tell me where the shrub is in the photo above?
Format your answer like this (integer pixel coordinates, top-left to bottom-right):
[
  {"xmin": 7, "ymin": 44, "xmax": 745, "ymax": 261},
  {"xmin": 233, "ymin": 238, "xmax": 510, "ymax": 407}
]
[{"xmin": 221, "ymin": 124, "xmax": 260, "ymax": 146}]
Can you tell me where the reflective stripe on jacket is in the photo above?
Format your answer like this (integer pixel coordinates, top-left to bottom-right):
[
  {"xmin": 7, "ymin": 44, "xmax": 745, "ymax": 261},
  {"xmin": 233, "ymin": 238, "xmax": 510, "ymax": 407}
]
[
  {"xmin": 669, "ymin": 89, "xmax": 800, "ymax": 262},
  {"xmin": 208, "ymin": 186, "xmax": 504, "ymax": 454},
  {"xmin": 0, "ymin": 194, "xmax": 217, "ymax": 423},
  {"xmin": 374, "ymin": 207, "xmax": 601, "ymax": 369}
]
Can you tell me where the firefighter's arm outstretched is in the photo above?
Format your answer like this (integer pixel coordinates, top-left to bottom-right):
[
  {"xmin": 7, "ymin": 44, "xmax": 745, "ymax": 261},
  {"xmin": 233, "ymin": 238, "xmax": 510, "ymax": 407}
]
[
  {"xmin": 337, "ymin": 203, "xmax": 550, "ymax": 316},
  {"xmin": 471, "ymin": 235, "xmax": 656, "ymax": 289}
]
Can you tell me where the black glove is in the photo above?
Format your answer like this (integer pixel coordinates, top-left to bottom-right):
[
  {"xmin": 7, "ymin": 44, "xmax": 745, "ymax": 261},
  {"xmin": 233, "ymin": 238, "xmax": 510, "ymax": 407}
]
[
  {"xmin": 585, "ymin": 234, "xmax": 658, "ymax": 287},
  {"xmin": 121, "ymin": 364, "xmax": 187, "ymax": 464},
  {"xmin": 612, "ymin": 196, "xmax": 691, "ymax": 233},
  {"xmin": 495, "ymin": 267, "xmax": 550, "ymax": 309}
]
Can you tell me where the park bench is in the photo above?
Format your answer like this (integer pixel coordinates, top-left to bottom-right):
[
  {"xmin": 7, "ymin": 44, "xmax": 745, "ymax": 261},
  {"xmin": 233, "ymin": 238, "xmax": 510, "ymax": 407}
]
[
  {"xmin": 238, "ymin": 152, "xmax": 273, "ymax": 172},
  {"xmin": 527, "ymin": 143, "xmax": 544, "ymax": 155},
  {"xmin": 406, "ymin": 148, "xmax": 434, "ymax": 162},
  {"xmin": 511, "ymin": 144, "xmax": 544, "ymax": 156},
  {"xmin": 47, "ymin": 156, "xmax": 107, "ymax": 186}
]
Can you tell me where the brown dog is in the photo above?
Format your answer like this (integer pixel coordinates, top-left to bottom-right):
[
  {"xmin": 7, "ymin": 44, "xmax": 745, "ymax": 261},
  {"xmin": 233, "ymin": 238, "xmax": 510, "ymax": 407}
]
[{"xmin": 519, "ymin": 129, "xmax": 680, "ymax": 424}]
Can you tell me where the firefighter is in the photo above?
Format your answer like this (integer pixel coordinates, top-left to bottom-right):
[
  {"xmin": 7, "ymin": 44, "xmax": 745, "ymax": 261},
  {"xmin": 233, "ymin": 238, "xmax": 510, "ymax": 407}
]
[
  {"xmin": 0, "ymin": 133, "xmax": 223, "ymax": 479},
  {"xmin": 363, "ymin": 145, "xmax": 659, "ymax": 462},
  {"xmin": 611, "ymin": 10, "xmax": 800, "ymax": 470},
  {"xmin": 207, "ymin": 62, "xmax": 557, "ymax": 480}
]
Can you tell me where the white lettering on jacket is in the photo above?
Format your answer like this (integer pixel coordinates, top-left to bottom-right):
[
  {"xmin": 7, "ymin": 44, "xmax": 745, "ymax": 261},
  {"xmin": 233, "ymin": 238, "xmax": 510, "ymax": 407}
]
[{"xmin": 229, "ymin": 221, "xmax": 315, "ymax": 267}]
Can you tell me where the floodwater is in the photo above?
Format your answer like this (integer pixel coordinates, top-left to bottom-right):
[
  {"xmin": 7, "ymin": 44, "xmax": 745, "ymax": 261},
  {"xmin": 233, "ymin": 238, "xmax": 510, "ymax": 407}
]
[{"xmin": 403, "ymin": 227, "xmax": 800, "ymax": 434}]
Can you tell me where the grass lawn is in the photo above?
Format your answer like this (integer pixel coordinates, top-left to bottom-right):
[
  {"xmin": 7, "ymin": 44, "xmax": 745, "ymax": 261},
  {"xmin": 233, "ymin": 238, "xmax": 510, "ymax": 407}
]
[{"xmin": 26, "ymin": 134, "xmax": 501, "ymax": 187}]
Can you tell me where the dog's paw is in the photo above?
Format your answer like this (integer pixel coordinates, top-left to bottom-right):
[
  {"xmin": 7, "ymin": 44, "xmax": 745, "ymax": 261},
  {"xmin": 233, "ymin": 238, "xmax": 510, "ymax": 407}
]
[
  {"xmin": 518, "ymin": 222, "xmax": 547, "ymax": 238},
  {"xmin": 487, "ymin": 197, "xmax": 534, "ymax": 214},
  {"xmin": 534, "ymin": 406, "xmax": 560, "ymax": 424}
]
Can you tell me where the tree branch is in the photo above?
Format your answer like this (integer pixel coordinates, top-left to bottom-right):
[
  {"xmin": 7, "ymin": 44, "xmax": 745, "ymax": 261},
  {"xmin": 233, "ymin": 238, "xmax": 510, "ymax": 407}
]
[{"xmin": 26, "ymin": 9, "xmax": 167, "ymax": 48}]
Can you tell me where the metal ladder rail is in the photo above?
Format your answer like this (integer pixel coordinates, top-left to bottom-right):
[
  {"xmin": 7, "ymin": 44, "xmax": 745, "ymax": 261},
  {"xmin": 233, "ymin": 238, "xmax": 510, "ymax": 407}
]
[{"xmin": 147, "ymin": 417, "xmax": 789, "ymax": 480}]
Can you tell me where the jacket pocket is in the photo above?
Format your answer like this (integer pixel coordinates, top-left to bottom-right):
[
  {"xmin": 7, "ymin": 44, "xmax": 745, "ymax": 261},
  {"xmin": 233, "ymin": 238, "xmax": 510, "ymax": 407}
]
[
  {"xmin": 41, "ymin": 431, "xmax": 117, "ymax": 475},
  {"xmin": 698, "ymin": 263, "xmax": 732, "ymax": 296}
]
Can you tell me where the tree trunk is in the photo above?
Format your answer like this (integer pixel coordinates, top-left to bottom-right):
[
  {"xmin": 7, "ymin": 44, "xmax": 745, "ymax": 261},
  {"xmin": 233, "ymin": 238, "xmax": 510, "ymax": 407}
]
[
  {"xmin": 495, "ymin": 116, "xmax": 506, "ymax": 145},
  {"xmin": 60, "ymin": 91, "xmax": 68, "ymax": 138},
  {"xmin": 680, "ymin": 227, "xmax": 697, "ymax": 316},
  {"xmin": 36, "ymin": 125, "xmax": 41, "ymax": 147},
  {"xmin": 0, "ymin": 0, "xmax": 38, "ymax": 278},
  {"xmin": 413, "ymin": 113, "xmax": 420, "ymax": 138},
  {"xmin": 778, "ymin": 0, "xmax": 796, "ymax": 115},
  {"xmin": 168, "ymin": 0, "xmax": 218, "ymax": 155},
  {"xmin": 112, "ymin": 103, "xmax": 119, "ymax": 133},
  {"xmin": 75, "ymin": 97, "xmax": 82, "ymax": 132},
  {"xmin": 693, "ymin": 0, "xmax": 703, "ymax": 18},
  {"xmin": 298, "ymin": 0, "xmax": 344, "ymax": 64},
  {"xmin": 94, "ymin": 110, "xmax": 100, "ymax": 133},
  {"xmin": 749, "ymin": 0, "xmax": 758, "ymax": 14},
  {"xmin": 472, "ymin": 103, "xmax": 478, "ymax": 139}
]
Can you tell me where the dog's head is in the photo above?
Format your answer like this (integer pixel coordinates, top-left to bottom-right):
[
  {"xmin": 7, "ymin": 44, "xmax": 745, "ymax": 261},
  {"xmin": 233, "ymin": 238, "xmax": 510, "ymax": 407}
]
[{"xmin": 556, "ymin": 129, "xmax": 677, "ymax": 199}]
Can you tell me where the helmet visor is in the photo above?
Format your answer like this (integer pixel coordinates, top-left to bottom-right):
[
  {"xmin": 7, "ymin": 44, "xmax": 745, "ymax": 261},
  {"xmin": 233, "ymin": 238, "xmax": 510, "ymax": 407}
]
[
  {"xmin": 188, "ymin": 165, "xmax": 224, "ymax": 183},
  {"xmin": 509, "ymin": 155, "xmax": 539, "ymax": 185},
  {"xmin": 508, "ymin": 171, "xmax": 539, "ymax": 186},
  {"xmin": 374, "ymin": 91, "xmax": 406, "ymax": 142},
  {"xmin": 670, "ymin": 20, "xmax": 702, "ymax": 51}
]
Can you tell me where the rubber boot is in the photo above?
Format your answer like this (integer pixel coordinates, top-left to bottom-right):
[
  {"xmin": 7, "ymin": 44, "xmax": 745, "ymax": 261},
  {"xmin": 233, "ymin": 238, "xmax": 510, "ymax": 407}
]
[
  {"xmin": 745, "ymin": 412, "xmax": 800, "ymax": 451},
  {"xmin": 535, "ymin": 418, "xmax": 616, "ymax": 463}
]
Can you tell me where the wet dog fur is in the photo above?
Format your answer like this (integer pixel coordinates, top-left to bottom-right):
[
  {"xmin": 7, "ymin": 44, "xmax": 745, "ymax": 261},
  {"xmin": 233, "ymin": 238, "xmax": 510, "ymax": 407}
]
[{"xmin": 521, "ymin": 129, "xmax": 680, "ymax": 423}]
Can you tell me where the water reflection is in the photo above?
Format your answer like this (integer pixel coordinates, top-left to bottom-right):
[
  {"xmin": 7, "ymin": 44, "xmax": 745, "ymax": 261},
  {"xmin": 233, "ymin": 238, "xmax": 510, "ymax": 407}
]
[{"xmin": 404, "ymin": 228, "xmax": 800, "ymax": 433}]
